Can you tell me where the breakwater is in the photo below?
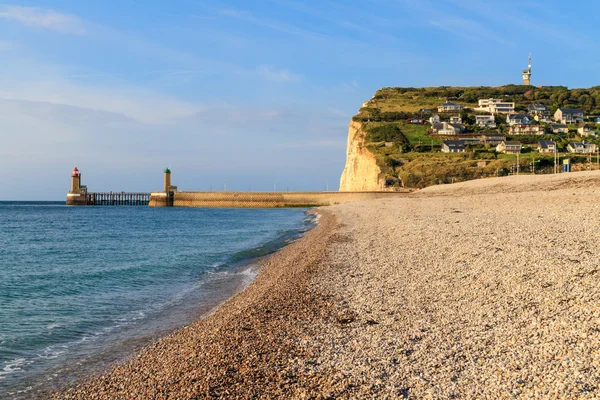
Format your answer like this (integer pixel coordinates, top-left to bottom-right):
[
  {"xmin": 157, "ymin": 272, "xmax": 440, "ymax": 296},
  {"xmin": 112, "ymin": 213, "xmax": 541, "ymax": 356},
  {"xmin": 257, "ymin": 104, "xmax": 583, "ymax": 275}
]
[{"xmin": 148, "ymin": 191, "xmax": 409, "ymax": 208}]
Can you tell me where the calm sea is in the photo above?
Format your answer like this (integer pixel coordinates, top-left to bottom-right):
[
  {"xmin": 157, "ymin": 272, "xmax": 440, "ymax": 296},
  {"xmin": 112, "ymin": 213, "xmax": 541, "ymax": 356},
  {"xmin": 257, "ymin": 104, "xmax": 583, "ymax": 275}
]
[{"xmin": 0, "ymin": 202, "xmax": 314, "ymax": 399}]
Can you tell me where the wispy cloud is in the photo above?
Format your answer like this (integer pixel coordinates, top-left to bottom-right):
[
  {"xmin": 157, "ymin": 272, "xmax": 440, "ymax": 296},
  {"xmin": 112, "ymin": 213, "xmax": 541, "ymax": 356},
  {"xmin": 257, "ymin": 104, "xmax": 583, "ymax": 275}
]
[
  {"xmin": 256, "ymin": 65, "xmax": 300, "ymax": 83},
  {"xmin": 0, "ymin": 5, "xmax": 86, "ymax": 35}
]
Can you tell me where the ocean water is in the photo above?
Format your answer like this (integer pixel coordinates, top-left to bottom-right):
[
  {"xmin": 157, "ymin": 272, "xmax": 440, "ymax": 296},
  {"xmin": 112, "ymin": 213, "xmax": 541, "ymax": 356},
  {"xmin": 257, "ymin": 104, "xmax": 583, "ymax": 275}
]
[{"xmin": 0, "ymin": 202, "xmax": 314, "ymax": 399}]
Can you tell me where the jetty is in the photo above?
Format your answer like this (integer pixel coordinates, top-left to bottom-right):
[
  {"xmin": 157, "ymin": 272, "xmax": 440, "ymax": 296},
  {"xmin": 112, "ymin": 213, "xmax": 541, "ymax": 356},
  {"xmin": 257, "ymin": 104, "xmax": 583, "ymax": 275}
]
[
  {"xmin": 86, "ymin": 192, "xmax": 150, "ymax": 206},
  {"xmin": 66, "ymin": 168, "xmax": 409, "ymax": 208}
]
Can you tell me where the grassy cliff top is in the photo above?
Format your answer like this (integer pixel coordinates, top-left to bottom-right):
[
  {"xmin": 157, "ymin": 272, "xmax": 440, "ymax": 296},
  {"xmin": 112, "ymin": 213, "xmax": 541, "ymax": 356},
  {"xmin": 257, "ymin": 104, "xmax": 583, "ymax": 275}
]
[
  {"xmin": 354, "ymin": 85, "xmax": 600, "ymax": 121},
  {"xmin": 350, "ymin": 85, "xmax": 600, "ymax": 189}
]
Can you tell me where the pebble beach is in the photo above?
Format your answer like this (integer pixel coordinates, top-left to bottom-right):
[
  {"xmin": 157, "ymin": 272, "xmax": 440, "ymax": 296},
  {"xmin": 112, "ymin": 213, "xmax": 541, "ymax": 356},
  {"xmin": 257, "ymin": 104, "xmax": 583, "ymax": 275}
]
[{"xmin": 55, "ymin": 171, "xmax": 600, "ymax": 399}]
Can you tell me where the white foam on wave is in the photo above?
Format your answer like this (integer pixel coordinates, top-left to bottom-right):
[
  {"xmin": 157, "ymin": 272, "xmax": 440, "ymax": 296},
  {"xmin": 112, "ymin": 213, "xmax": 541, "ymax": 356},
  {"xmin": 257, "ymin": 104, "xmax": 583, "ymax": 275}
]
[{"xmin": 0, "ymin": 358, "xmax": 27, "ymax": 380}]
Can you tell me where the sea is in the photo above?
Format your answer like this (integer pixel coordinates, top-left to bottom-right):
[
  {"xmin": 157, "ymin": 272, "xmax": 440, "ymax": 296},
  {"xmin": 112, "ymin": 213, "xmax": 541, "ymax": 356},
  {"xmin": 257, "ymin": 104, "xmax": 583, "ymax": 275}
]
[{"xmin": 0, "ymin": 201, "xmax": 314, "ymax": 399}]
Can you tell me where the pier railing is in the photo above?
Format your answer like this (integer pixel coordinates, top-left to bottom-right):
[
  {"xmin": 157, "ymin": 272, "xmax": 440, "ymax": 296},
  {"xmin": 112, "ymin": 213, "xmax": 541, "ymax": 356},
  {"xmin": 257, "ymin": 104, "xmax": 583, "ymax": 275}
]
[{"xmin": 86, "ymin": 192, "xmax": 150, "ymax": 206}]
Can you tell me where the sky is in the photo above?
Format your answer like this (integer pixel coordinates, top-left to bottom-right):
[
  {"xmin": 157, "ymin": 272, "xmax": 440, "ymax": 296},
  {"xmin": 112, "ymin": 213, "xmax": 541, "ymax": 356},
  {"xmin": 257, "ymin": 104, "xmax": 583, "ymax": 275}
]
[{"xmin": 1, "ymin": 0, "xmax": 599, "ymax": 199}]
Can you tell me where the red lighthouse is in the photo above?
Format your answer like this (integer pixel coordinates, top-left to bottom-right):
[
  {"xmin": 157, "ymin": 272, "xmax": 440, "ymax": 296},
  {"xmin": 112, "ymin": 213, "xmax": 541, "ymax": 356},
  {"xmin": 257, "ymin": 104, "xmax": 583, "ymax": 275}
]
[{"xmin": 67, "ymin": 167, "xmax": 87, "ymax": 205}]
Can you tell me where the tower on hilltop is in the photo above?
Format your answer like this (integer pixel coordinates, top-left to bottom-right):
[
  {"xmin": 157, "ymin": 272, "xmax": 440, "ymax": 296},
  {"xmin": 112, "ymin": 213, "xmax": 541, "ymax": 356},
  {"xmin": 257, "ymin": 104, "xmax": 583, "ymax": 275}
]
[{"xmin": 522, "ymin": 54, "xmax": 532, "ymax": 86}]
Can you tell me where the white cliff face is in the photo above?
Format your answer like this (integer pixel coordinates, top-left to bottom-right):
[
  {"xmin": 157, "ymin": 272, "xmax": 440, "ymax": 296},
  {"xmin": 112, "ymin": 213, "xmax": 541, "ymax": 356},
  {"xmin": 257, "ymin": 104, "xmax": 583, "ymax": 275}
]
[{"xmin": 339, "ymin": 121, "xmax": 383, "ymax": 191}]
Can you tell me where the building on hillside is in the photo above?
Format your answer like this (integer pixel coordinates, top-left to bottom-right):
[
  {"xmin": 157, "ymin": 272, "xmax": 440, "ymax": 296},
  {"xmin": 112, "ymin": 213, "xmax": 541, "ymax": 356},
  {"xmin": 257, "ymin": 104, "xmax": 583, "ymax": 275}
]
[
  {"xmin": 535, "ymin": 115, "xmax": 553, "ymax": 123},
  {"xmin": 554, "ymin": 108, "xmax": 584, "ymax": 124},
  {"xmin": 475, "ymin": 99, "xmax": 515, "ymax": 114},
  {"xmin": 459, "ymin": 137, "xmax": 481, "ymax": 146},
  {"xmin": 433, "ymin": 122, "xmax": 464, "ymax": 135},
  {"xmin": 550, "ymin": 124, "xmax": 569, "ymax": 134},
  {"xmin": 522, "ymin": 54, "xmax": 532, "ymax": 85},
  {"xmin": 577, "ymin": 124, "xmax": 596, "ymax": 137},
  {"xmin": 441, "ymin": 140, "xmax": 465, "ymax": 153},
  {"xmin": 407, "ymin": 118, "xmax": 424, "ymax": 124},
  {"xmin": 449, "ymin": 116, "xmax": 462, "ymax": 124},
  {"xmin": 437, "ymin": 102, "xmax": 462, "ymax": 112},
  {"xmin": 538, "ymin": 140, "xmax": 557, "ymax": 153},
  {"xmin": 528, "ymin": 103, "xmax": 549, "ymax": 118},
  {"xmin": 481, "ymin": 134, "xmax": 506, "ymax": 145},
  {"xmin": 595, "ymin": 117, "xmax": 600, "ymax": 124},
  {"xmin": 508, "ymin": 124, "xmax": 545, "ymax": 135},
  {"xmin": 475, "ymin": 115, "xmax": 496, "ymax": 128},
  {"xmin": 567, "ymin": 142, "xmax": 597, "ymax": 154},
  {"xmin": 507, "ymin": 114, "xmax": 533, "ymax": 126},
  {"xmin": 496, "ymin": 140, "xmax": 522, "ymax": 154},
  {"xmin": 429, "ymin": 114, "xmax": 441, "ymax": 124}
]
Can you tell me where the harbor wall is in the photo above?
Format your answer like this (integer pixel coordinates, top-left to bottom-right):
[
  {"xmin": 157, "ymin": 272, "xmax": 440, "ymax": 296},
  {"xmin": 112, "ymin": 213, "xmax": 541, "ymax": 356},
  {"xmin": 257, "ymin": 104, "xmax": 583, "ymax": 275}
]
[{"xmin": 149, "ymin": 191, "xmax": 410, "ymax": 208}]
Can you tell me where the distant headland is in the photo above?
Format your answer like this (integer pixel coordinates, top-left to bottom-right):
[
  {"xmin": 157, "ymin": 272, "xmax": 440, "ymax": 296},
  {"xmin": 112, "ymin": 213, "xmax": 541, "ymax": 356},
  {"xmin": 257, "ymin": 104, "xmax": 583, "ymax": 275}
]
[{"xmin": 340, "ymin": 83, "xmax": 600, "ymax": 191}]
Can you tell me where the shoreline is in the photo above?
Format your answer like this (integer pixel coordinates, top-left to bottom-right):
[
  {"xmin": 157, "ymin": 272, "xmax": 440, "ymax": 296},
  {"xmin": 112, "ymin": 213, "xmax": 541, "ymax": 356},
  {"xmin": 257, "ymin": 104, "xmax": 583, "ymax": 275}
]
[
  {"xmin": 53, "ymin": 209, "xmax": 337, "ymax": 399},
  {"xmin": 5, "ymin": 208, "xmax": 314, "ymax": 400},
  {"xmin": 55, "ymin": 171, "xmax": 600, "ymax": 398}
]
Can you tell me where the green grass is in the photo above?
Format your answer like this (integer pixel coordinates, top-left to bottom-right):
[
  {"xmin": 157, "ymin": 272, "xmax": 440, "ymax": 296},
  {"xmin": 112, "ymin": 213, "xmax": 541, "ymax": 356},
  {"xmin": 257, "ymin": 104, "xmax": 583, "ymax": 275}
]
[{"xmin": 352, "ymin": 85, "xmax": 600, "ymax": 188}]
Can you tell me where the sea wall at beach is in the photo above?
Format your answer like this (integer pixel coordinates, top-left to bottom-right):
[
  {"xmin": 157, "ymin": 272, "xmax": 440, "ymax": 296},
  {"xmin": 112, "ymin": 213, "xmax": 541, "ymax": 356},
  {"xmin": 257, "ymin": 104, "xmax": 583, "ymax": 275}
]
[{"xmin": 149, "ymin": 190, "xmax": 408, "ymax": 208}]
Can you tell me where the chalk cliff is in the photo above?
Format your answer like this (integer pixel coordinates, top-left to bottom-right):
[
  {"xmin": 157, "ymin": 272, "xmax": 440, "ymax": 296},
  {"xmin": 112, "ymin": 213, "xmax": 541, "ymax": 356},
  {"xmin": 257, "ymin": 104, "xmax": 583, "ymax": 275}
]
[{"xmin": 339, "ymin": 120, "xmax": 383, "ymax": 191}]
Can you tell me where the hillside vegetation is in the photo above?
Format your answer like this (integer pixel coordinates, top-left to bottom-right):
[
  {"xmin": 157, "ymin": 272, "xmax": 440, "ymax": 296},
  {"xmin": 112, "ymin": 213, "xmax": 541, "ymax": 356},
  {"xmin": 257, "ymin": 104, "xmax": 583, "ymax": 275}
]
[{"xmin": 353, "ymin": 85, "xmax": 600, "ymax": 188}]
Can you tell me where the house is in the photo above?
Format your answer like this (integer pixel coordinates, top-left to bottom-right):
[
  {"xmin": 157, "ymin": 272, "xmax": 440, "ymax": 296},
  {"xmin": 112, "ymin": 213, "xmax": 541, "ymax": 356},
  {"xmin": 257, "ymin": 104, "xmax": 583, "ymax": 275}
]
[
  {"xmin": 441, "ymin": 140, "xmax": 465, "ymax": 153},
  {"xmin": 508, "ymin": 124, "xmax": 545, "ymax": 135},
  {"xmin": 420, "ymin": 109, "xmax": 432, "ymax": 114},
  {"xmin": 507, "ymin": 114, "xmax": 532, "ymax": 126},
  {"xmin": 433, "ymin": 122, "xmax": 464, "ymax": 135},
  {"xmin": 595, "ymin": 117, "xmax": 600, "ymax": 124},
  {"xmin": 528, "ymin": 103, "xmax": 550, "ymax": 118},
  {"xmin": 567, "ymin": 142, "xmax": 597, "ymax": 154},
  {"xmin": 538, "ymin": 140, "xmax": 557, "ymax": 153},
  {"xmin": 437, "ymin": 102, "xmax": 462, "ymax": 113},
  {"xmin": 577, "ymin": 124, "xmax": 596, "ymax": 137},
  {"xmin": 535, "ymin": 115, "xmax": 553, "ymax": 123},
  {"xmin": 496, "ymin": 140, "xmax": 522, "ymax": 154},
  {"xmin": 475, "ymin": 98, "xmax": 515, "ymax": 114},
  {"xmin": 429, "ymin": 114, "xmax": 441, "ymax": 124},
  {"xmin": 554, "ymin": 108, "xmax": 584, "ymax": 124},
  {"xmin": 481, "ymin": 134, "xmax": 506, "ymax": 145},
  {"xmin": 475, "ymin": 115, "xmax": 496, "ymax": 128},
  {"xmin": 528, "ymin": 103, "xmax": 551, "ymax": 122},
  {"xmin": 459, "ymin": 137, "xmax": 481, "ymax": 146},
  {"xmin": 449, "ymin": 116, "xmax": 462, "ymax": 124},
  {"xmin": 550, "ymin": 124, "xmax": 569, "ymax": 134}
]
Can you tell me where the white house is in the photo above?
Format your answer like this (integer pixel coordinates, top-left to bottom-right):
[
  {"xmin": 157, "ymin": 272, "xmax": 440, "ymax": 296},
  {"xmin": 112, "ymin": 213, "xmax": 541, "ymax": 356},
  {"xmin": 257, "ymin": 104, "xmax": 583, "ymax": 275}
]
[
  {"xmin": 475, "ymin": 115, "xmax": 496, "ymax": 128},
  {"xmin": 567, "ymin": 142, "xmax": 597, "ymax": 154},
  {"xmin": 508, "ymin": 124, "xmax": 544, "ymax": 135},
  {"xmin": 437, "ymin": 102, "xmax": 462, "ymax": 113},
  {"xmin": 475, "ymin": 99, "xmax": 515, "ymax": 114},
  {"xmin": 538, "ymin": 140, "xmax": 557, "ymax": 153},
  {"xmin": 554, "ymin": 108, "xmax": 584, "ymax": 124},
  {"xmin": 429, "ymin": 114, "xmax": 441, "ymax": 124},
  {"xmin": 550, "ymin": 124, "xmax": 569, "ymax": 134},
  {"xmin": 449, "ymin": 116, "xmax": 462, "ymax": 124},
  {"xmin": 441, "ymin": 140, "xmax": 465, "ymax": 153},
  {"xmin": 528, "ymin": 103, "xmax": 550, "ymax": 118},
  {"xmin": 577, "ymin": 124, "xmax": 596, "ymax": 138},
  {"xmin": 507, "ymin": 114, "xmax": 533, "ymax": 126},
  {"xmin": 433, "ymin": 122, "xmax": 464, "ymax": 135},
  {"xmin": 496, "ymin": 140, "xmax": 522, "ymax": 154}
]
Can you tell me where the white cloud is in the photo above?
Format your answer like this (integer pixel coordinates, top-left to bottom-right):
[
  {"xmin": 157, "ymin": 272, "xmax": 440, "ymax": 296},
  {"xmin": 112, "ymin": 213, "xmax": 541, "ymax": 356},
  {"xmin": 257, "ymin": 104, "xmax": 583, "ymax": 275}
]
[
  {"xmin": 0, "ymin": 5, "xmax": 87, "ymax": 35},
  {"xmin": 256, "ymin": 65, "xmax": 300, "ymax": 83}
]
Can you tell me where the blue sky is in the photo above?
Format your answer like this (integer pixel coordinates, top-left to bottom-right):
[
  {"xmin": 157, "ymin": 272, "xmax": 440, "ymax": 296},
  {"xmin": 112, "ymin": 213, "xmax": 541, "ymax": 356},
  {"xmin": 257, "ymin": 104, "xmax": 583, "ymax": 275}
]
[{"xmin": 0, "ymin": 0, "xmax": 599, "ymax": 199}]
